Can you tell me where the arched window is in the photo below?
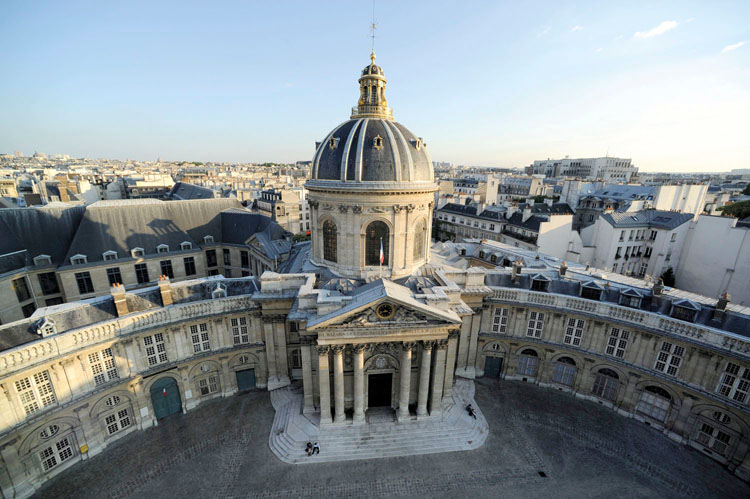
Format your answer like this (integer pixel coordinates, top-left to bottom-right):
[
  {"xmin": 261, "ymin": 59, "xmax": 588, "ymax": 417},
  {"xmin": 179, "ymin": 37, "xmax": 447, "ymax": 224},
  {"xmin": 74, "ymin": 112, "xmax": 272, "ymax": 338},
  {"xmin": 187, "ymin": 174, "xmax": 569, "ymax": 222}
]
[
  {"xmin": 323, "ymin": 220, "xmax": 337, "ymax": 263},
  {"xmin": 413, "ymin": 219, "xmax": 426, "ymax": 260},
  {"xmin": 517, "ymin": 349, "xmax": 539, "ymax": 377},
  {"xmin": 552, "ymin": 357, "xmax": 576, "ymax": 386},
  {"xmin": 365, "ymin": 221, "xmax": 389, "ymax": 266},
  {"xmin": 592, "ymin": 368, "xmax": 620, "ymax": 401},
  {"xmin": 636, "ymin": 386, "xmax": 672, "ymax": 422}
]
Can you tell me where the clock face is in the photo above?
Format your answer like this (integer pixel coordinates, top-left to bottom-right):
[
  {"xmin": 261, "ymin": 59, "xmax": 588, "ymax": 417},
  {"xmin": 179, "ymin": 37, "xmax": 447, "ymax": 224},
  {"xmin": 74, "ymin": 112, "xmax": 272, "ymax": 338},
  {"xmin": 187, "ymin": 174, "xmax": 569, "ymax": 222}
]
[{"xmin": 376, "ymin": 303, "xmax": 395, "ymax": 319}]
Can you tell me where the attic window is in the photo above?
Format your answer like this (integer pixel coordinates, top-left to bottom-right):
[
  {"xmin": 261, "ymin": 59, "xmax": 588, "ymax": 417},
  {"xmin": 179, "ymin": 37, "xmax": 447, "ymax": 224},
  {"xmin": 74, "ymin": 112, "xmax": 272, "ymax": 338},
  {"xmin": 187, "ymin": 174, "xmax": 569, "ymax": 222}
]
[
  {"xmin": 203, "ymin": 235, "xmax": 215, "ymax": 245},
  {"xmin": 328, "ymin": 137, "xmax": 339, "ymax": 151},
  {"xmin": 479, "ymin": 251, "xmax": 485, "ymax": 259},
  {"xmin": 103, "ymin": 250, "xmax": 118, "ymax": 261},
  {"xmin": 671, "ymin": 301, "xmax": 699, "ymax": 323},
  {"xmin": 460, "ymin": 248, "xmax": 466, "ymax": 256},
  {"xmin": 531, "ymin": 276, "xmax": 550, "ymax": 292},
  {"xmin": 373, "ymin": 135, "xmax": 383, "ymax": 150},
  {"xmin": 33, "ymin": 254, "xmax": 52, "ymax": 266},
  {"xmin": 619, "ymin": 289, "xmax": 642, "ymax": 308},
  {"xmin": 36, "ymin": 318, "xmax": 56, "ymax": 337},
  {"xmin": 211, "ymin": 283, "xmax": 227, "ymax": 299},
  {"xmin": 180, "ymin": 241, "xmax": 193, "ymax": 250},
  {"xmin": 411, "ymin": 138, "xmax": 424, "ymax": 150},
  {"xmin": 490, "ymin": 255, "xmax": 497, "ymax": 264},
  {"xmin": 580, "ymin": 283, "xmax": 603, "ymax": 301},
  {"xmin": 157, "ymin": 244, "xmax": 169, "ymax": 254},
  {"xmin": 71, "ymin": 254, "xmax": 87, "ymax": 265},
  {"xmin": 131, "ymin": 247, "xmax": 145, "ymax": 258}
]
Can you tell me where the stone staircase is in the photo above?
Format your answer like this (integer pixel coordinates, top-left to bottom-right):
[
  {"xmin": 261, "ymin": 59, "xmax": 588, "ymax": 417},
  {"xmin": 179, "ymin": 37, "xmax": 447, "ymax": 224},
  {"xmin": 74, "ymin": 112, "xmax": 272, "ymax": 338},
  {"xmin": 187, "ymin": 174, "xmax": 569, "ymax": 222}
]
[{"xmin": 268, "ymin": 379, "xmax": 488, "ymax": 464}]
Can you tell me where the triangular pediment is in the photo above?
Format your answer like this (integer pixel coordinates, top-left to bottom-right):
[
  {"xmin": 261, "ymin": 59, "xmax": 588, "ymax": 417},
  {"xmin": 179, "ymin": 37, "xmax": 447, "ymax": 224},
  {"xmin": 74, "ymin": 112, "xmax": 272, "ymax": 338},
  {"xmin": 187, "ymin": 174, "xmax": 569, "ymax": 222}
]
[{"xmin": 306, "ymin": 279, "xmax": 461, "ymax": 331}]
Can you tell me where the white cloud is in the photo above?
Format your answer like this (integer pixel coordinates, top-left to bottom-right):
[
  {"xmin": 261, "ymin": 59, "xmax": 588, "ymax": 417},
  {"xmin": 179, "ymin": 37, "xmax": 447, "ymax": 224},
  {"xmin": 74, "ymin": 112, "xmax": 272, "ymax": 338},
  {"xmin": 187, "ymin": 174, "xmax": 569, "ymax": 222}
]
[
  {"xmin": 722, "ymin": 41, "xmax": 746, "ymax": 53},
  {"xmin": 571, "ymin": 25, "xmax": 583, "ymax": 32},
  {"xmin": 634, "ymin": 20, "xmax": 678, "ymax": 39},
  {"xmin": 596, "ymin": 48, "xmax": 603, "ymax": 53}
]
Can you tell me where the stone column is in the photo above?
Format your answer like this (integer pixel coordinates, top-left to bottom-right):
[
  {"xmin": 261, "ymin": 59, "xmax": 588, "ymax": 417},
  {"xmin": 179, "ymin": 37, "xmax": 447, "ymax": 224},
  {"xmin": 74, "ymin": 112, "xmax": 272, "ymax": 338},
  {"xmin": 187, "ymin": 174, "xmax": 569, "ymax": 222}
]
[
  {"xmin": 332, "ymin": 345, "xmax": 345, "ymax": 423},
  {"xmin": 455, "ymin": 315, "xmax": 471, "ymax": 375},
  {"xmin": 301, "ymin": 340, "xmax": 315, "ymax": 414},
  {"xmin": 353, "ymin": 344, "xmax": 366, "ymax": 424},
  {"xmin": 273, "ymin": 319, "xmax": 290, "ymax": 386},
  {"xmin": 417, "ymin": 341, "xmax": 434, "ymax": 417},
  {"xmin": 430, "ymin": 340, "xmax": 448, "ymax": 416},
  {"xmin": 466, "ymin": 309, "xmax": 482, "ymax": 376},
  {"xmin": 443, "ymin": 332, "xmax": 458, "ymax": 404},
  {"xmin": 317, "ymin": 346, "xmax": 332, "ymax": 424},
  {"xmin": 263, "ymin": 322, "xmax": 278, "ymax": 386},
  {"xmin": 398, "ymin": 342, "xmax": 414, "ymax": 420}
]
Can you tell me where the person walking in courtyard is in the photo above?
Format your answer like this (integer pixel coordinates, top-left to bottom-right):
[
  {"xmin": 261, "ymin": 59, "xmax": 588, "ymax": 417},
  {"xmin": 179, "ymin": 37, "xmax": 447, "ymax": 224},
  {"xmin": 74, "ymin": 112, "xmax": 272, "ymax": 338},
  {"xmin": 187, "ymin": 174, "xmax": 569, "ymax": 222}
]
[{"xmin": 312, "ymin": 442, "xmax": 320, "ymax": 455}]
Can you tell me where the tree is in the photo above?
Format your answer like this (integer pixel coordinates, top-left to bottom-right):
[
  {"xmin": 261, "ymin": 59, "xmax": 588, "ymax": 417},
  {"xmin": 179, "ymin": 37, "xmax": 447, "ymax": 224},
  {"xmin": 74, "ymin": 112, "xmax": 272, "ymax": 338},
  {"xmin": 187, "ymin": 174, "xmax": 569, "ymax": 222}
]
[
  {"xmin": 661, "ymin": 267, "xmax": 676, "ymax": 287},
  {"xmin": 743, "ymin": 184, "xmax": 750, "ymax": 196},
  {"xmin": 718, "ymin": 200, "xmax": 750, "ymax": 220}
]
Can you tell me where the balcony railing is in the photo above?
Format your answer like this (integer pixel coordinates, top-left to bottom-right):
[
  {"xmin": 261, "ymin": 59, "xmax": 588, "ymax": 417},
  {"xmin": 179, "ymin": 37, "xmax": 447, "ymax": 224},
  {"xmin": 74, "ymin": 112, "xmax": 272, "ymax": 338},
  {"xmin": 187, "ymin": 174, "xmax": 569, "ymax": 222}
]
[
  {"xmin": 351, "ymin": 105, "xmax": 393, "ymax": 118},
  {"xmin": 0, "ymin": 295, "xmax": 257, "ymax": 377},
  {"xmin": 487, "ymin": 287, "xmax": 750, "ymax": 357}
]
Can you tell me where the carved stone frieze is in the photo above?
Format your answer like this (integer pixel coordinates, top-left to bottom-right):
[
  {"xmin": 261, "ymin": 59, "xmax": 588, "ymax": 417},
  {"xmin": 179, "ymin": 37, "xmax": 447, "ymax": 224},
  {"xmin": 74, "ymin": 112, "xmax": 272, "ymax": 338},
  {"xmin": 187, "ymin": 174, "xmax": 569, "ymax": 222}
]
[
  {"xmin": 338, "ymin": 205, "xmax": 349, "ymax": 213},
  {"xmin": 352, "ymin": 205, "xmax": 363, "ymax": 214}
]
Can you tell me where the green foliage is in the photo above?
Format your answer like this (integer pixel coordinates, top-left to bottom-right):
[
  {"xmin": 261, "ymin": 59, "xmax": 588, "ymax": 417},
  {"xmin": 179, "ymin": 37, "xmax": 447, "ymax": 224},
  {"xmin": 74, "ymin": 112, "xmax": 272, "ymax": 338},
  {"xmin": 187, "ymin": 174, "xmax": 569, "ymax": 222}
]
[
  {"xmin": 718, "ymin": 200, "xmax": 750, "ymax": 220},
  {"xmin": 532, "ymin": 195, "xmax": 545, "ymax": 203},
  {"xmin": 742, "ymin": 184, "xmax": 750, "ymax": 196},
  {"xmin": 293, "ymin": 232, "xmax": 311, "ymax": 242},
  {"xmin": 661, "ymin": 267, "xmax": 676, "ymax": 287}
]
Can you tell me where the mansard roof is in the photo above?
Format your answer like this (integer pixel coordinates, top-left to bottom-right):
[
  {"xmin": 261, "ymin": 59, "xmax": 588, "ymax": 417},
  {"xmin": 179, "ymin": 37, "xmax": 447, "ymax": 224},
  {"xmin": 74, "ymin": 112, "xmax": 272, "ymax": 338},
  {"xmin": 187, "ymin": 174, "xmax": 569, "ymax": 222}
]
[{"xmin": 601, "ymin": 210, "xmax": 693, "ymax": 230}]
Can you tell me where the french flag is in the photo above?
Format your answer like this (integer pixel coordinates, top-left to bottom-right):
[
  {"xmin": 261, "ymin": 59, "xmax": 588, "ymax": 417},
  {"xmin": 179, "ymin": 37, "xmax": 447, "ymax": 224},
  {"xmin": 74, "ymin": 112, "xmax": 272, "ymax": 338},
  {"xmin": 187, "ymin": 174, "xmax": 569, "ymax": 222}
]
[{"xmin": 379, "ymin": 239, "xmax": 385, "ymax": 265}]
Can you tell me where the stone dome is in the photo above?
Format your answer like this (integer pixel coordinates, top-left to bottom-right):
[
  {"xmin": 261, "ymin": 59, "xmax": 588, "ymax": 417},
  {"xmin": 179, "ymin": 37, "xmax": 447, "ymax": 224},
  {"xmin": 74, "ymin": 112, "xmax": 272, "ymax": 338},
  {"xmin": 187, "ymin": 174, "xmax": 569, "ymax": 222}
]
[{"xmin": 311, "ymin": 118, "xmax": 434, "ymax": 183}]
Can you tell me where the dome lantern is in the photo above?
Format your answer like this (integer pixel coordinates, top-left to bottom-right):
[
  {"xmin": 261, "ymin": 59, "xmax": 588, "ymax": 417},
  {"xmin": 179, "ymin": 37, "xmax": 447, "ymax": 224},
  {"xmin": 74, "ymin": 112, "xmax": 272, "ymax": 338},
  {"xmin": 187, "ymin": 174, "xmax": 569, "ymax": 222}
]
[{"xmin": 351, "ymin": 50, "xmax": 392, "ymax": 120}]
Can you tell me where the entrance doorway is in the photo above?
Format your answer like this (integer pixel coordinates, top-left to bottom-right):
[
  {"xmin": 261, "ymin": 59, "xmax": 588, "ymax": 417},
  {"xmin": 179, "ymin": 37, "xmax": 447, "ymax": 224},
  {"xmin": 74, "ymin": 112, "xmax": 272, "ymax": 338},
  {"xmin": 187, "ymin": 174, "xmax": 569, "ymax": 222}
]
[
  {"xmin": 236, "ymin": 369, "xmax": 256, "ymax": 391},
  {"xmin": 150, "ymin": 377, "xmax": 182, "ymax": 419},
  {"xmin": 484, "ymin": 356, "xmax": 503, "ymax": 378},
  {"xmin": 368, "ymin": 373, "xmax": 392, "ymax": 407}
]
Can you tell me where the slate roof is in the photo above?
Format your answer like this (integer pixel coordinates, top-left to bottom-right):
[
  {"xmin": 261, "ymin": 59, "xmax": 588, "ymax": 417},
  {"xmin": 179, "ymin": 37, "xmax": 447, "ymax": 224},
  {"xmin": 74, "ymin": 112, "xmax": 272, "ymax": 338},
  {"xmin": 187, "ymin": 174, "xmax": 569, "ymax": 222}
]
[
  {"xmin": 166, "ymin": 182, "xmax": 221, "ymax": 200},
  {"xmin": 601, "ymin": 210, "xmax": 693, "ymax": 230},
  {"xmin": 587, "ymin": 185, "xmax": 655, "ymax": 201},
  {"xmin": 0, "ymin": 205, "xmax": 86, "ymax": 273},
  {"xmin": 63, "ymin": 199, "xmax": 242, "ymax": 264}
]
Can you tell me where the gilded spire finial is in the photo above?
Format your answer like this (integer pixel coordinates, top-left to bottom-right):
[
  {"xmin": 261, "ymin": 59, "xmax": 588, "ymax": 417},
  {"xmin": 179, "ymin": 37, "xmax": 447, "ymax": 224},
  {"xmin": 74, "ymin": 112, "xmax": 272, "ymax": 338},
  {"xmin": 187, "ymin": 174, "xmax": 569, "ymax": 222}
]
[{"xmin": 370, "ymin": 49, "xmax": 376, "ymax": 64}]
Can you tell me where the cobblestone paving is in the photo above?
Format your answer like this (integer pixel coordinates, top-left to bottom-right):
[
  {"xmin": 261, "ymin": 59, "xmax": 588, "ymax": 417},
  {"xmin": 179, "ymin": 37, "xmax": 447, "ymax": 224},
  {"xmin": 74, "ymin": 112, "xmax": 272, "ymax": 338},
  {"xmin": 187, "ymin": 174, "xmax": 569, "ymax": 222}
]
[{"xmin": 35, "ymin": 380, "xmax": 747, "ymax": 499}]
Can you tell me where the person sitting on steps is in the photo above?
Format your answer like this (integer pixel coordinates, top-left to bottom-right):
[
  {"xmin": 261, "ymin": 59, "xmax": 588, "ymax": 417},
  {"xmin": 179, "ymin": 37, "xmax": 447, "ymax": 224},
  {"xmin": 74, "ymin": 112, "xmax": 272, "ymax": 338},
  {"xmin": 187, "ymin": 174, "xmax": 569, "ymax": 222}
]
[
  {"xmin": 311, "ymin": 442, "xmax": 320, "ymax": 455},
  {"xmin": 305, "ymin": 442, "xmax": 312, "ymax": 456},
  {"xmin": 466, "ymin": 404, "xmax": 477, "ymax": 419}
]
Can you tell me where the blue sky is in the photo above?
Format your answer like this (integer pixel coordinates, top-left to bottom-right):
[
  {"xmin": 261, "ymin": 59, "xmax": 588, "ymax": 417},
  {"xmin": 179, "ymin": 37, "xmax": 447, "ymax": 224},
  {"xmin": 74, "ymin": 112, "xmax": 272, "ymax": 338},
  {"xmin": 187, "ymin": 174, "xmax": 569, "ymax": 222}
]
[{"xmin": 1, "ymin": 1, "xmax": 748, "ymax": 171}]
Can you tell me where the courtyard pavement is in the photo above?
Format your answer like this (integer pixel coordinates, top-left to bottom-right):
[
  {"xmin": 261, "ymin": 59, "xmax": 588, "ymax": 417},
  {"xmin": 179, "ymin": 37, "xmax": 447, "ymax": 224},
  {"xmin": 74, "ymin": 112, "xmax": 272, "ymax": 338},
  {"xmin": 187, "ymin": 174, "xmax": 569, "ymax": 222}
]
[{"xmin": 35, "ymin": 379, "xmax": 748, "ymax": 498}]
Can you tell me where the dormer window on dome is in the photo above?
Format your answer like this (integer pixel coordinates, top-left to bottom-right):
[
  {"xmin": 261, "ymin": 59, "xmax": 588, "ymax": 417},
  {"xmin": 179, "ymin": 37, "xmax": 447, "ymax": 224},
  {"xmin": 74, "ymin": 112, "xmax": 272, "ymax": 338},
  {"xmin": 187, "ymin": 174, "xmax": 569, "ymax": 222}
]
[
  {"xmin": 373, "ymin": 135, "xmax": 383, "ymax": 150},
  {"xmin": 329, "ymin": 137, "xmax": 339, "ymax": 151}
]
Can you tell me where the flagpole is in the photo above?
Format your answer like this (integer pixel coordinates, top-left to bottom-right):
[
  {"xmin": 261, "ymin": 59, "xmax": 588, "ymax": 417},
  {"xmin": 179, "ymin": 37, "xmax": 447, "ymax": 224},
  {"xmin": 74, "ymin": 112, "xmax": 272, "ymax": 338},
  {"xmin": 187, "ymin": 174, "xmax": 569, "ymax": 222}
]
[{"xmin": 379, "ymin": 237, "xmax": 383, "ymax": 279}]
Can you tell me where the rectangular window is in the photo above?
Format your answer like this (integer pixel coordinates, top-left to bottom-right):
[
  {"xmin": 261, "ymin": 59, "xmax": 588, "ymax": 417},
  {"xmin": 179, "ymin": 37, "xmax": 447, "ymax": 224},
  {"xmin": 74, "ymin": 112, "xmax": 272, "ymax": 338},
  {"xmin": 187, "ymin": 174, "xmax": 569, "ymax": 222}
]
[
  {"xmin": 563, "ymin": 318, "xmax": 585, "ymax": 346},
  {"xmin": 88, "ymin": 348, "xmax": 118, "ymax": 386},
  {"xmin": 526, "ymin": 311, "xmax": 544, "ymax": 338},
  {"xmin": 12, "ymin": 277, "xmax": 32, "ymax": 302},
  {"xmin": 15, "ymin": 370, "xmax": 56, "ymax": 416},
  {"xmin": 190, "ymin": 323, "xmax": 210, "ymax": 352},
  {"xmin": 223, "ymin": 248, "xmax": 231, "ymax": 266},
  {"xmin": 605, "ymin": 328, "xmax": 629, "ymax": 358},
  {"xmin": 291, "ymin": 349, "xmax": 302, "ymax": 369},
  {"xmin": 22, "ymin": 303, "xmax": 36, "ymax": 318},
  {"xmin": 38, "ymin": 272, "xmax": 60, "ymax": 296},
  {"xmin": 552, "ymin": 363, "xmax": 576, "ymax": 386},
  {"xmin": 105, "ymin": 408, "xmax": 132, "ymax": 435},
  {"xmin": 581, "ymin": 287, "xmax": 601, "ymax": 301},
  {"xmin": 135, "ymin": 263, "xmax": 150, "ymax": 284},
  {"xmin": 143, "ymin": 333, "xmax": 168, "ymax": 366},
  {"xmin": 160, "ymin": 260, "xmax": 174, "ymax": 279},
  {"xmin": 637, "ymin": 391, "xmax": 670, "ymax": 422},
  {"xmin": 199, "ymin": 375, "xmax": 219, "ymax": 396},
  {"xmin": 39, "ymin": 437, "xmax": 74, "ymax": 472},
  {"xmin": 45, "ymin": 297, "xmax": 64, "ymax": 306},
  {"xmin": 716, "ymin": 362, "xmax": 750, "ymax": 404},
  {"xmin": 183, "ymin": 256, "xmax": 196, "ymax": 276},
  {"xmin": 592, "ymin": 374, "xmax": 618, "ymax": 401},
  {"xmin": 206, "ymin": 249, "xmax": 217, "ymax": 267},
  {"xmin": 695, "ymin": 423, "xmax": 732, "ymax": 455},
  {"xmin": 75, "ymin": 272, "xmax": 94, "ymax": 295},
  {"xmin": 654, "ymin": 341, "xmax": 684, "ymax": 377},
  {"xmin": 492, "ymin": 308, "xmax": 509, "ymax": 333},
  {"xmin": 671, "ymin": 306, "xmax": 696, "ymax": 322},
  {"xmin": 231, "ymin": 317, "xmax": 249, "ymax": 345},
  {"xmin": 106, "ymin": 267, "xmax": 122, "ymax": 286},
  {"xmin": 517, "ymin": 355, "xmax": 538, "ymax": 376},
  {"xmin": 241, "ymin": 251, "xmax": 249, "ymax": 268}
]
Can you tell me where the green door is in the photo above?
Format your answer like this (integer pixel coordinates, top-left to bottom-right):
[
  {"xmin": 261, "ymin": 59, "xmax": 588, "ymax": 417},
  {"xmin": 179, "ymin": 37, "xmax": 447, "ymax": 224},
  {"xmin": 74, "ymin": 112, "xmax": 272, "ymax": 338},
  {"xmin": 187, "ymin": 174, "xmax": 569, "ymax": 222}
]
[
  {"xmin": 150, "ymin": 377, "xmax": 182, "ymax": 419},
  {"xmin": 484, "ymin": 356, "xmax": 503, "ymax": 378},
  {"xmin": 236, "ymin": 369, "xmax": 256, "ymax": 391}
]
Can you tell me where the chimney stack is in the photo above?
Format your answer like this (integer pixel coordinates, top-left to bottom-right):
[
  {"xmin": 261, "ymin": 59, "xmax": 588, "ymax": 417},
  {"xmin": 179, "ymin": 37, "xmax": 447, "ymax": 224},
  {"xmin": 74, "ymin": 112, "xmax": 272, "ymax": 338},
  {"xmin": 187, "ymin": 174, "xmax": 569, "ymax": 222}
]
[
  {"xmin": 559, "ymin": 260, "xmax": 568, "ymax": 277},
  {"xmin": 111, "ymin": 283, "xmax": 128, "ymax": 317},
  {"xmin": 522, "ymin": 205, "xmax": 533, "ymax": 223},
  {"xmin": 713, "ymin": 292, "xmax": 730, "ymax": 322},
  {"xmin": 653, "ymin": 277, "xmax": 664, "ymax": 296},
  {"xmin": 158, "ymin": 275, "xmax": 173, "ymax": 307},
  {"xmin": 511, "ymin": 260, "xmax": 523, "ymax": 283}
]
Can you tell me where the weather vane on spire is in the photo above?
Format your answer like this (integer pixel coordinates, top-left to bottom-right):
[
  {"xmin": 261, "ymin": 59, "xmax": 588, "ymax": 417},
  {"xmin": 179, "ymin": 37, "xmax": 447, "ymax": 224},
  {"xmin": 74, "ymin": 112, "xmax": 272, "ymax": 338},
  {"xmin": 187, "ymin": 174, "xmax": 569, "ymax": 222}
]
[{"xmin": 370, "ymin": 0, "xmax": 377, "ymax": 62}]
